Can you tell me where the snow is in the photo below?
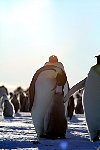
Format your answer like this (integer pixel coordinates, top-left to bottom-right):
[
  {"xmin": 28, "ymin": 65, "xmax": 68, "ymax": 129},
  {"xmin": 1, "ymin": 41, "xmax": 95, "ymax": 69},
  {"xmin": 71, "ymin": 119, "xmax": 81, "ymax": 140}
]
[{"xmin": 0, "ymin": 112, "xmax": 100, "ymax": 150}]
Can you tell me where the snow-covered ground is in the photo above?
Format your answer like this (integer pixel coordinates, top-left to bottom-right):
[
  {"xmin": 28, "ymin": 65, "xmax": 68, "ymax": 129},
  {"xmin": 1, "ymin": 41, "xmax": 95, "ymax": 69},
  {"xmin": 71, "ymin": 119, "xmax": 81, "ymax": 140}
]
[{"xmin": 0, "ymin": 111, "xmax": 100, "ymax": 150}]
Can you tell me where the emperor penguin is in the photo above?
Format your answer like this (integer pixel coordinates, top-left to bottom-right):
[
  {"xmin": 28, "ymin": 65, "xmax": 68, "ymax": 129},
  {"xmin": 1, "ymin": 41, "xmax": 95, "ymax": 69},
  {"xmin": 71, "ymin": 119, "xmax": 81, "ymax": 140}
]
[
  {"xmin": 64, "ymin": 55, "xmax": 100, "ymax": 142},
  {"xmin": 0, "ymin": 86, "xmax": 8, "ymax": 109},
  {"xmin": 10, "ymin": 93, "xmax": 20, "ymax": 113},
  {"xmin": 1, "ymin": 94, "xmax": 15, "ymax": 117},
  {"xmin": 29, "ymin": 55, "xmax": 68, "ymax": 138}
]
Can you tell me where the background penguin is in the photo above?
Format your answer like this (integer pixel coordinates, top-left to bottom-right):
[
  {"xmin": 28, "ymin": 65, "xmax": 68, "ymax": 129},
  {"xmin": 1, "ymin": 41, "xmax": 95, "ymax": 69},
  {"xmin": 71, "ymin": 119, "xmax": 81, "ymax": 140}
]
[
  {"xmin": 0, "ymin": 86, "xmax": 8, "ymax": 110},
  {"xmin": 10, "ymin": 93, "xmax": 20, "ymax": 113},
  {"xmin": 1, "ymin": 94, "xmax": 15, "ymax": 117},
  {"xmin": 0, "ymin": 85, "xmax": 8, "ymax": 98},
  {"xmin": 67, "ymin": 95, "xmax": 75, "ymax": 120},
  {"xmin": 74, "ymin": 89, "xmax": 84, "ymax": 114}
]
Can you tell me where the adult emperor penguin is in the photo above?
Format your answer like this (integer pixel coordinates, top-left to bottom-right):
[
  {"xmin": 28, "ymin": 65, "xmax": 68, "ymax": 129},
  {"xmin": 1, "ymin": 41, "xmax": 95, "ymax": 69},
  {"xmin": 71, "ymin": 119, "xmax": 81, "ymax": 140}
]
[
  {"xmin": 29, "ymin": 55, "xmax": 69, "ymax": 138},
  {"xmin": 64, "ymin": 55, "xmax": 100, "ymax": 142}
]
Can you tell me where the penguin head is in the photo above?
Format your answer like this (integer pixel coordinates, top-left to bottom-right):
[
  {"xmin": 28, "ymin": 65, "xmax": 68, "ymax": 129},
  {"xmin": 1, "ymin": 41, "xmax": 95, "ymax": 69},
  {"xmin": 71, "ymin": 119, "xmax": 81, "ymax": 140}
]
[
  {"xmin": 95, "ymin": 55, "xmax": 100, "ymax": 64},
  {"xmin": 49, "ymin": 55, "xmax": 58, "ymax": 63}
]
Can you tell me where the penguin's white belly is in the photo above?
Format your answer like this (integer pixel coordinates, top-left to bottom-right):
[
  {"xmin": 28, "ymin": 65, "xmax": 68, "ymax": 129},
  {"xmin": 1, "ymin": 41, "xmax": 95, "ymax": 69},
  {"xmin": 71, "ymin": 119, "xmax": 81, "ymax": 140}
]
[
  {"xmin": 83, "ymin": 67, "xmax": 100, "ymax": 140},
  {"xmin": 31, "ymin": 71, "xmax": 56, "ymax": 136}
]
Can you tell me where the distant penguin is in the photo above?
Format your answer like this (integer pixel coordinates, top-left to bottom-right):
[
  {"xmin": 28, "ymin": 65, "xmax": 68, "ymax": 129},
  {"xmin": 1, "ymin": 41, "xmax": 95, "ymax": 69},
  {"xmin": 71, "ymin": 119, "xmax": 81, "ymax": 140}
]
[
  {"xmin": 18, "ymin": 91, "xmax": 29, "ymax": 112},
  {"xmin": 29, "ymin": 55, "xmax": 68, "ymax": 137},
  {"xmin": 64, "ymin": 55, "xmax": 100, "ymax": 142},
  {"xmin": 0, "ymin": 86, "xmax": 8, "ymax": 109},
  {"xmin": 0, "ymin": 86, "xmax": 8, "ymax": 98},
  {"xmin": 44, "ymin": 86, "xmax": 67, "ymax": 139},
  {"xmin": 75, "ymin": 90, "xmax": 84, "ymax": 114},
  {"xmin": 67, "ymin": 95, "xmax": 75, "ymax": 120},
  {"xmin": 1, "ymin": 94, "xmax": 15, "ymax": 117},
  {"xmin": 10, "ymin": 93, "xmax": 20, "ymax": 113}
]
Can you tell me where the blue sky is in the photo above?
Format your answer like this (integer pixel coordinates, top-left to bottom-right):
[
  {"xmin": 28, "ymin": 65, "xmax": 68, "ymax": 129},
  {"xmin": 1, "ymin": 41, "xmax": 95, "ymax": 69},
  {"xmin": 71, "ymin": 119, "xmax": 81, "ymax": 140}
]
[{"xmin": 0, "ymin": 0, "xmax": 100, "ymax": 91}]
